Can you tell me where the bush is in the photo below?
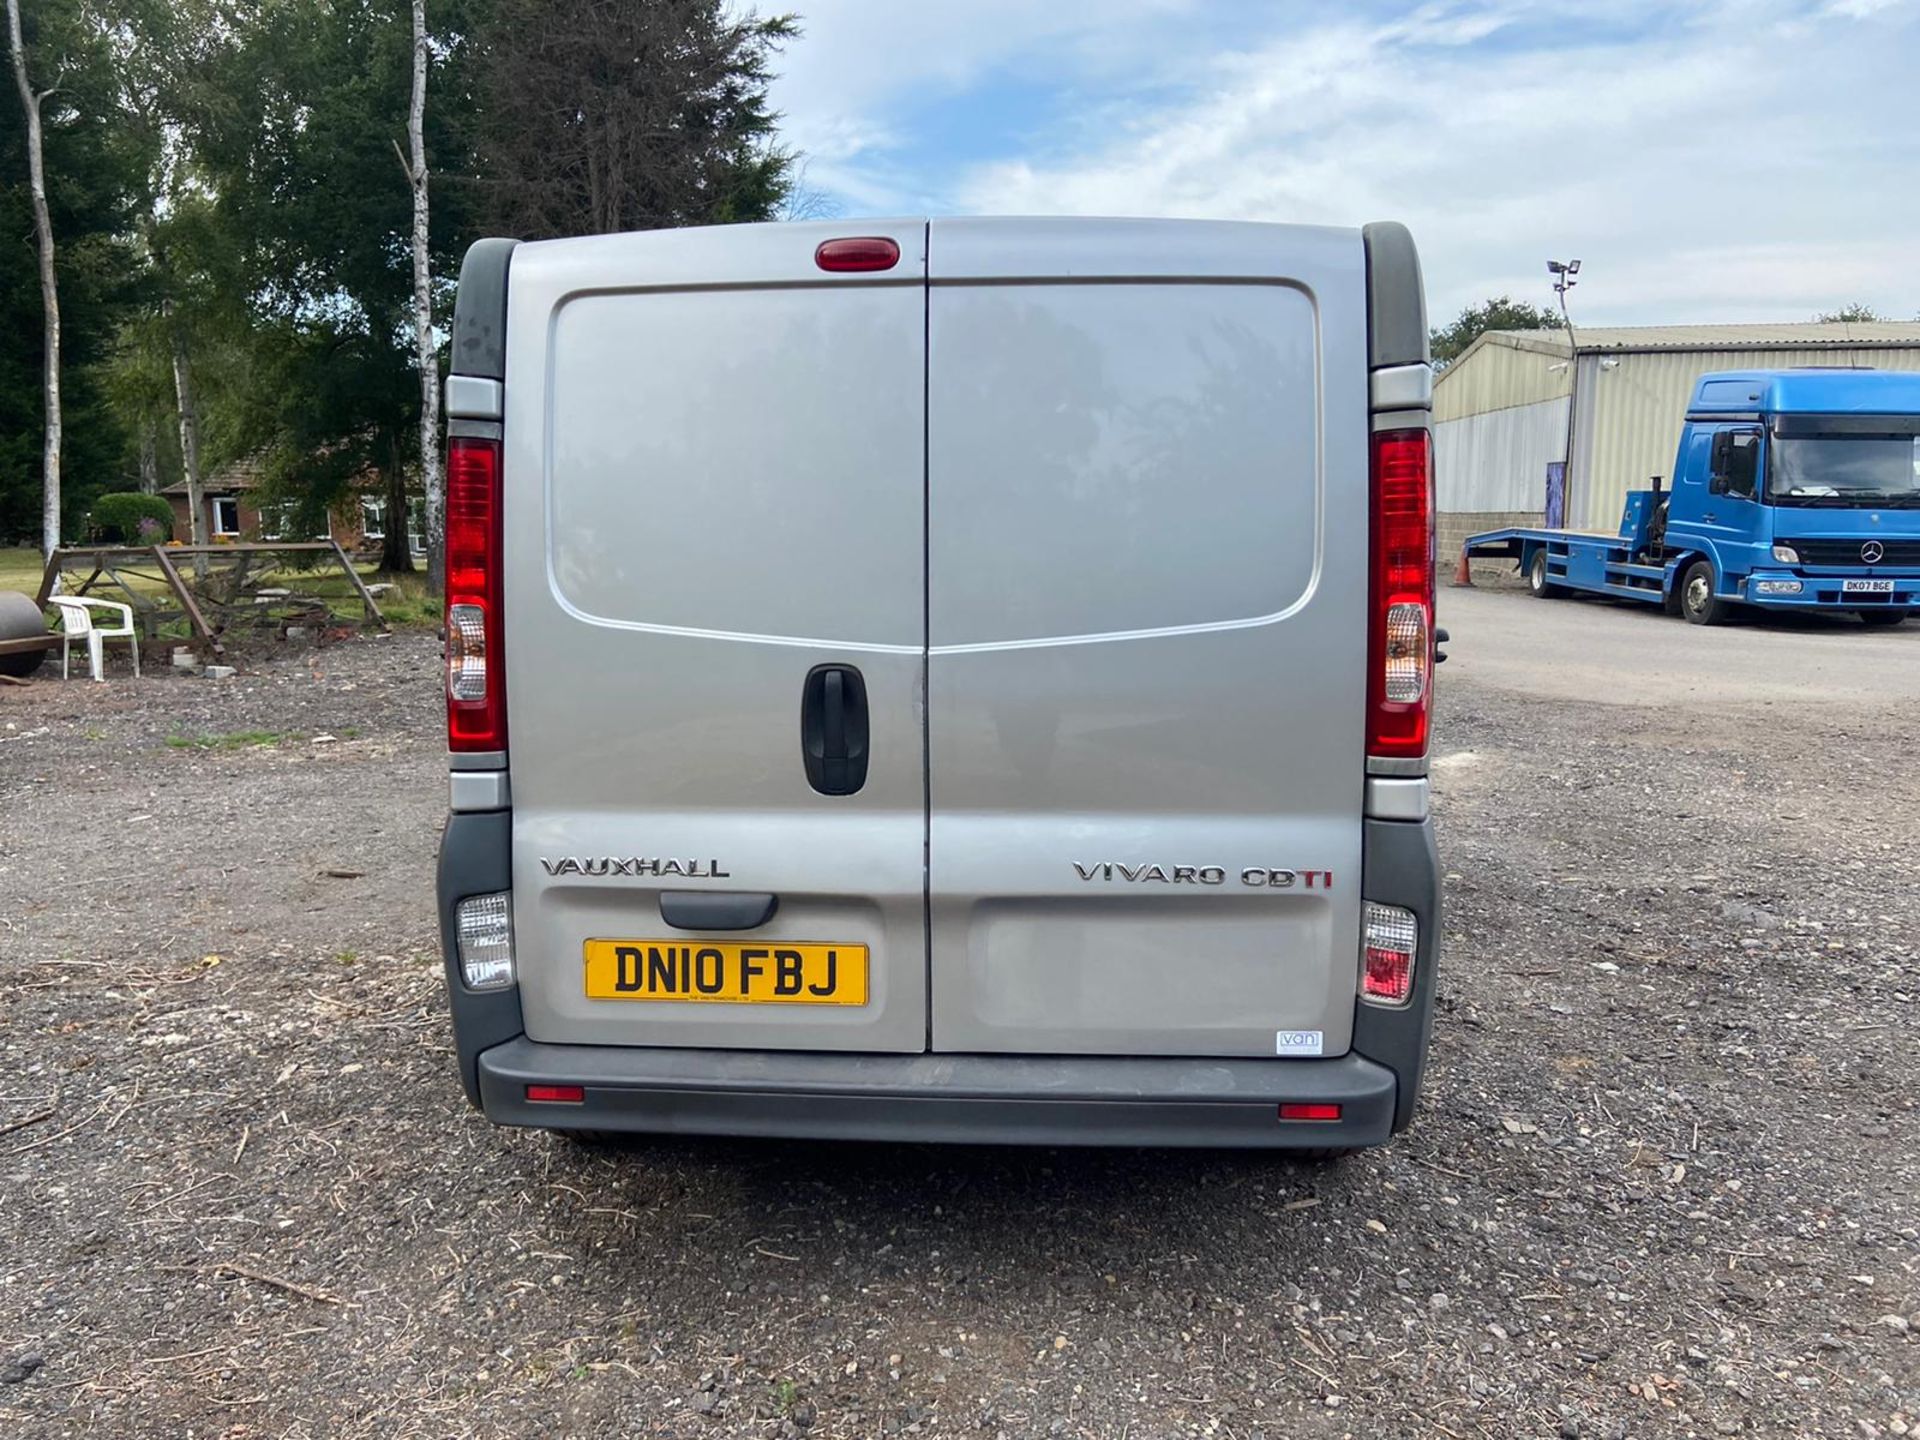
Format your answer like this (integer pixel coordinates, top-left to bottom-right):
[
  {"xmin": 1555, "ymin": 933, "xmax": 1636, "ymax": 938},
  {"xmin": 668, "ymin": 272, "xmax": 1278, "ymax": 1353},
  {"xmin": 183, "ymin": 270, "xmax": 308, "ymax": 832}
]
[{"xmin": 89, "ymin": 492, "xmax": 176, "ymax": 544}]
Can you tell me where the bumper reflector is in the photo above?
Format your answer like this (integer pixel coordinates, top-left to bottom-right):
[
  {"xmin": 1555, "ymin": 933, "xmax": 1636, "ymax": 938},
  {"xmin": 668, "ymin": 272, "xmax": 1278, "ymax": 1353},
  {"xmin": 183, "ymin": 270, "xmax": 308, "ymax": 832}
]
[
  {"xmin": 1279, "ymin": 1102, "xmax": 1342, "ymax": 1122},
  {"xmin": 1361, "ymin": 901, "xmax": 1417, "ymax": 1006},
  {"xmin": 455, "ymin": 891, "xmax": 515, "ymax": 991},
  {"xmin": 526, "ymin": 1084, "xmax": 584, "ymax": 1104}
]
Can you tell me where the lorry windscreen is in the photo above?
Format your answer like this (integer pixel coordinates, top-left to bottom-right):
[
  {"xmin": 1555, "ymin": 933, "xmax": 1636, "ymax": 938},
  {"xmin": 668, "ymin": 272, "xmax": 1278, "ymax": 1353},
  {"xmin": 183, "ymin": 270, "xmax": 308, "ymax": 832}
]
[{"xmin": 1767, "ymin": 426, "xmax": 1920, "ymax": 507}]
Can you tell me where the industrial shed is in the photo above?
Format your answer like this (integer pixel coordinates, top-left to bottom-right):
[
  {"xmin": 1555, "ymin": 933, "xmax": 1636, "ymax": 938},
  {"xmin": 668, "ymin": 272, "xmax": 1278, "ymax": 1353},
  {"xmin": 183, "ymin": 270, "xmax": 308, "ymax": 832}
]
[{"xmin": 1434, "ymin": 321, "xmax": 1920, "ymax": 561}]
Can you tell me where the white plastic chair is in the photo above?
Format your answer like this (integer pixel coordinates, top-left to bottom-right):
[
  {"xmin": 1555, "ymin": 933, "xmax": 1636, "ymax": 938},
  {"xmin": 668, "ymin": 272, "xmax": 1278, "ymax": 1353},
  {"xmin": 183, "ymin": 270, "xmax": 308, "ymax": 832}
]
[{"xmin": 48, "ymin": 597, "xmax": 141, "ymax": 682}]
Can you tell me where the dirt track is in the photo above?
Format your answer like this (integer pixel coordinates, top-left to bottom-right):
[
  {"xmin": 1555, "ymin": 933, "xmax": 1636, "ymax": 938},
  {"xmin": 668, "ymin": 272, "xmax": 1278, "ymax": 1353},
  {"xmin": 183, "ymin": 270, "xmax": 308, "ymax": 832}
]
[{"xmin": 2, "ymin": 596, "xmax": 1917, "ymax": 1439}]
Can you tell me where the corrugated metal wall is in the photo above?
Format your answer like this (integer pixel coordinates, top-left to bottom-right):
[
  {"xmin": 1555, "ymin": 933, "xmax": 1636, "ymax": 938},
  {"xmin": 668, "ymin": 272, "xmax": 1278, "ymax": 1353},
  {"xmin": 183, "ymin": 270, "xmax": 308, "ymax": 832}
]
[
  {"xmin": 1433, "ymin": 339, "xmax": 1570, "ymax": 423},
  {"xmin": 1571, "ymin": 347, "xmax": 1920, "ymax": 530},
  {"xmin": 1436, "ymin": 396, "xmax": 1568, "ymax": 512}
]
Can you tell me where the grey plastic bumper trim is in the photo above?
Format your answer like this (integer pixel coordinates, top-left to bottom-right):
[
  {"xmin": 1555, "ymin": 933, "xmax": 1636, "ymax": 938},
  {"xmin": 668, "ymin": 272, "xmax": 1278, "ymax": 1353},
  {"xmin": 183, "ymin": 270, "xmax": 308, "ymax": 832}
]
[
  {"xmin": 1369, "ymin": 363, "xmax": 1433, "ymax": 412},
  {"xmin": 451, "ymin": 769, "xmax": 510, "ymax": 812},
  {"xmin": 446, "ymin": 374, "xmax": 503, "ymax": 420},
  {"xmin": 477, "ymin": 1041, "xmax": 1398, "ymax": 1148},
  {"xmin": 1364, "ymin": 775, "xmax": 1429, "ymax": 821}
]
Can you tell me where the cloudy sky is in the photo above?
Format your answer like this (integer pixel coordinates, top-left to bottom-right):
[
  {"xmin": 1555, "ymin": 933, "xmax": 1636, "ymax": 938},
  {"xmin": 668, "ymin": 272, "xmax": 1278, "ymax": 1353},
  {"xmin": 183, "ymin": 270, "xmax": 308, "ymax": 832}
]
[{"xmin": 767, "ymin": 0, "xmax": 1919, "ymax": 327}]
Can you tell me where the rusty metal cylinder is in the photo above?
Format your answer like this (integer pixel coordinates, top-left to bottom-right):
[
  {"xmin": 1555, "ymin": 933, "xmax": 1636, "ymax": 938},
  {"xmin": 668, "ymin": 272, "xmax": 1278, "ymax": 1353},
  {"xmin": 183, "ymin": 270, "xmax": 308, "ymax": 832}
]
[{"xmin": 0, "ymin": 590, "xmax": 52, "ymax": 678}]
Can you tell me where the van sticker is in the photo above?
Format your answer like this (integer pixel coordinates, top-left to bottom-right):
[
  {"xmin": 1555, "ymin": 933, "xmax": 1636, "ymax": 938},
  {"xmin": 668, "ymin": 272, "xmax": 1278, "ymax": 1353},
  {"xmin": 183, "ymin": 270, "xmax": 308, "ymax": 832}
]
[{"xmin": 1275, "ymin": 1029, "xmax": 1324, "ymax": 1057}]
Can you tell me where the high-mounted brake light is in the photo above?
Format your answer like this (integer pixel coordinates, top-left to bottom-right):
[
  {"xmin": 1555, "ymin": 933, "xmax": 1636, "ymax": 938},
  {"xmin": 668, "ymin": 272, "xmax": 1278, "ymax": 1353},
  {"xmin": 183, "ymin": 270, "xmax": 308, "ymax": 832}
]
[
  {"xmin": 445, "ymin": 435, "xmax": 505, "ymax": 751},
  {"xmin": 1367, "ymin": 428, "xmax": 1434, "ymax": 759},
  {"xmin": 815, "ymin": 236, "xmax": 901, "ymax": 272}
]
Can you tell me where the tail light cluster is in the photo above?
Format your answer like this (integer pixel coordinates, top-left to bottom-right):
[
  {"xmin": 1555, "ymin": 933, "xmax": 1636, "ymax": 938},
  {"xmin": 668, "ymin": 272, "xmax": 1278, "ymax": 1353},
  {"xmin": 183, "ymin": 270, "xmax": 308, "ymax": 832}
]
[
  {"xmin": 1367, "ymin": 428, "xmax": 1434, "ymax": 759},
  {"xmin": 1361, "ymin": 901, "xmax": 1417, "ymax": 1006},
  {"xmin": 445, "ymin": 436, "xmax": 505, "ymax": 751}
]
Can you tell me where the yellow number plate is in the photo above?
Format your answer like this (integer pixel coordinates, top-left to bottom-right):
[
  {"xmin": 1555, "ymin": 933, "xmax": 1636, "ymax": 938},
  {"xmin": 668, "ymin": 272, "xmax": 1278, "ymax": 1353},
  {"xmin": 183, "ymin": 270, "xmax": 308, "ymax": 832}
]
[{"xmin": 582, "ymin": 940, "xmax": 869, "ymax": 1006}]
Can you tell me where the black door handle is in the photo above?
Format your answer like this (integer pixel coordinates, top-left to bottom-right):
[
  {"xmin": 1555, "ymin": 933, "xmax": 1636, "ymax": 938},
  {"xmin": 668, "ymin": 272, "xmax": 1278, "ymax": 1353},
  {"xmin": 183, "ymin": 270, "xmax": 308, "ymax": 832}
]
[
  {"xmin": 801, "ymin": 664, "xmax": 869, "ymax": 796},
  {"xmin": 660, "ymin": 891, "xmax": 778, "ymax": 931}
]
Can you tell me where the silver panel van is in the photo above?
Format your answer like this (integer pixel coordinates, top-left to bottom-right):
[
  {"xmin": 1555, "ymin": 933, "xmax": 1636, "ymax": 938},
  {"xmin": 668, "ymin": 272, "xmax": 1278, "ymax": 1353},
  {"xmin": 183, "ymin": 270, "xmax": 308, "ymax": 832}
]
[{"xmin": 436, "ymin": 217, "xmax": 1441, "ymax": 1148}]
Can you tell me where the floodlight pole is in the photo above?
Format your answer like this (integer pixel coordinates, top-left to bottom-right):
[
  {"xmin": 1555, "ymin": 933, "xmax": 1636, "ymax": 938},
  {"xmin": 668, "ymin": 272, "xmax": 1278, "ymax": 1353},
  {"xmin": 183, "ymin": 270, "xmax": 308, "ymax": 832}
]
[{"xmin": 1548, "ymin": 259, "xmax": 1583, "ymax": 521}]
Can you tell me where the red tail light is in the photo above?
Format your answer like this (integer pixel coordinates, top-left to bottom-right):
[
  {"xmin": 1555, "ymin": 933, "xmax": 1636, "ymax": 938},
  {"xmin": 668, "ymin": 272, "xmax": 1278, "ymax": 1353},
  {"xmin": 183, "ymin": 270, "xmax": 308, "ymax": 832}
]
[
  {"xmin": 1367, "ymin": 428, "xmax": 1434, "ymax": 759},
  {"xmin": 526, "ymin": 1084, "xmax": 584, "ymax": 1104},
  {"xmin": 445, "ymin": 436, "xmax": 505, "ymax": 751}
]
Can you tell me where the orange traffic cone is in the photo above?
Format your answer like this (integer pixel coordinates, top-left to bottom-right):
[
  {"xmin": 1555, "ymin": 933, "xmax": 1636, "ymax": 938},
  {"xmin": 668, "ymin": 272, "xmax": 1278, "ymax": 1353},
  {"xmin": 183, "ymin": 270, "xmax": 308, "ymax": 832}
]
[{"xmin": 1451, "ymin": 547, "xmax": 1474, "ymax": 587}]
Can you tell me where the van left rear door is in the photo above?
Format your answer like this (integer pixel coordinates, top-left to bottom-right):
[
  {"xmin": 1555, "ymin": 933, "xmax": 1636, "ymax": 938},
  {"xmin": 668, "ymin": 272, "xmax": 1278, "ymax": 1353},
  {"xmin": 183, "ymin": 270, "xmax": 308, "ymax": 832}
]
[{"xmin": 502, "ymin": 221, "xmax": 931, "ymax": 1054}]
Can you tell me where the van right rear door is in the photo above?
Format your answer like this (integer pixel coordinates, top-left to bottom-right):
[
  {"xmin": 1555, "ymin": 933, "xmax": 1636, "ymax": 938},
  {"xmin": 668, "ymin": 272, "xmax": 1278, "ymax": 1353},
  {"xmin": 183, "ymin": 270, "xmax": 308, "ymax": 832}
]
[{"xmin": 925, "ymin": 218, "xmax": 1371, "ymax": 1059}]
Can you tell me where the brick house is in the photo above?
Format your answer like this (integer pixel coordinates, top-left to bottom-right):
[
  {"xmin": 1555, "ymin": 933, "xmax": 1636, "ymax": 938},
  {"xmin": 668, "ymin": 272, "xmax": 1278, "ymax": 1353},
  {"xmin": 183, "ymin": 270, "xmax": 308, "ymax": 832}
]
[{"xmin": 161, "ymin": 454, "xmax": 423, "ymax": 555}]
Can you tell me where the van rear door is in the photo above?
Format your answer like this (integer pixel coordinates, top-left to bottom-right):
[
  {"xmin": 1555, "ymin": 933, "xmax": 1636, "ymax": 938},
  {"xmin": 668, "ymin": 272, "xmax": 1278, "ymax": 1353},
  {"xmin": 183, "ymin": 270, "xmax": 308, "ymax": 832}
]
[
  {"xmin": 502, "ymin": 222, "xmax": 929, "ymax": 1053},
  {"xmin": 925, "ymin": 218, "xmax": 1369, "ymax": 1058}
]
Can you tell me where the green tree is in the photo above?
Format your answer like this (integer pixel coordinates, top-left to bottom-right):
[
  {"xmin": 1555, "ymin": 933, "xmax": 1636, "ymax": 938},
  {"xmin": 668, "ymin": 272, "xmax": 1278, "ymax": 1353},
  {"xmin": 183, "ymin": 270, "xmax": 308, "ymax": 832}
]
[
  {"xmin": 185, "ymin": 0, "xmax": 483, "ymax": 572},
  {"xmin": 466, "ymin": 0, "xmax": 797, "ymax": 238},
  {"xmin": 1815, "ymin": 303, "xmax": 1884, "ymax": 323},
  {"xmin": 1430, "ymin": 295, "xmax": 1563, "ymax": 369},
  {"xmin": 1, "ymin": 0, "xmax": 141, "ymax": 548}
]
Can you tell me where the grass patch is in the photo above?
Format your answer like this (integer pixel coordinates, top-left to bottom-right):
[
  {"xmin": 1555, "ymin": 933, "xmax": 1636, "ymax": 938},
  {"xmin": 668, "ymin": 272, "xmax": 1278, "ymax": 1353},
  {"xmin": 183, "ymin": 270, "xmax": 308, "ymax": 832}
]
[
  {"xmin": 0, "ymin": 547, "xmax": 46, "ymax": 597},
  {"xmin": 3, "ymin": 547, "xmax": 439, "ymax": 631},
  {"xmin": 166, "ymin": 729, "xmax": 299, "ymax": 751}
]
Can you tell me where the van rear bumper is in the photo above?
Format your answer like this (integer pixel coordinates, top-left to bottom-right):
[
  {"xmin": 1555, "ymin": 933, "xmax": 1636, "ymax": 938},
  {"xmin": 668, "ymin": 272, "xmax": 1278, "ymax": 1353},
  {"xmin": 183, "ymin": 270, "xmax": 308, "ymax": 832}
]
[
  {"xmin": 440, "ymin": 810, "xmax": 1440, "ymax": 1148},
  {"xmin": 474, "ymin": 1039, "xmax": 1398, "ymax": 1148}
]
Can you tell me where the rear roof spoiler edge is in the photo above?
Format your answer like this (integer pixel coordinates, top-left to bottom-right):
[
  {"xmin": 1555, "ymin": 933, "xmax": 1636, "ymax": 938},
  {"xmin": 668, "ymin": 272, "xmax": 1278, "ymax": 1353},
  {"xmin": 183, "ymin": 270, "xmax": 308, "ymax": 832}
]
[
  {"xmin": 452, "ymin": 238, "xmax": 521, "ymax": 382},
  {"xmin": 1361, "ymin": 222, "xmax": 1428, "ymax": 373}
]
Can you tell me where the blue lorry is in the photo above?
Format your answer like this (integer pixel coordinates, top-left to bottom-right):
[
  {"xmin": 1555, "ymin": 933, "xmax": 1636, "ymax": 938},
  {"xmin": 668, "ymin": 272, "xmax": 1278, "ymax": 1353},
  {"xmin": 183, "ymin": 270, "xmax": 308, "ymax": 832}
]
[{"xmin": 1461, "ymin": 369, "xmax": 1920, "ymax": 626}]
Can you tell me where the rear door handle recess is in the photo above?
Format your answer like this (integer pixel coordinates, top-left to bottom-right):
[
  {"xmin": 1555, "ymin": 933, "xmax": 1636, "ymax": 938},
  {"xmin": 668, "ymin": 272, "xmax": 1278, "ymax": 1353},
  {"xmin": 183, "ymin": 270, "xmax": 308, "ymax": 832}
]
[{"xmin": 801, "ymin": 664, "xmax": 869, "ymax": 796}]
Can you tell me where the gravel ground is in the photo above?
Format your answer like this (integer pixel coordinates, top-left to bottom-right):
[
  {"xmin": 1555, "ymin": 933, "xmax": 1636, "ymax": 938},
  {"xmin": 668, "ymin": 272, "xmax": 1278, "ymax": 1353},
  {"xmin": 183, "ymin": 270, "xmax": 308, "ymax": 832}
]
[{"xmin": 1, "ymin": 597, "xmax": 1916, "ymax": 1439}]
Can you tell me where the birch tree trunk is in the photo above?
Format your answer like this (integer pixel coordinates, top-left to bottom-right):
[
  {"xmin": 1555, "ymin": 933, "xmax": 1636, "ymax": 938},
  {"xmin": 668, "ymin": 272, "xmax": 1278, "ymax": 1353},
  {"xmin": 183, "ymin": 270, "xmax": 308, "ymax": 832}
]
[
  {"xmin": 165, "ymin": 299, "xmax": 209, "ymax": 579},
  {"xmin": 7, "ymin": 0, "xmax": 62, "ymax": 562},
  {"xmin": 407, "ymin": 0, "xmax": 443, "ymax": 589}
]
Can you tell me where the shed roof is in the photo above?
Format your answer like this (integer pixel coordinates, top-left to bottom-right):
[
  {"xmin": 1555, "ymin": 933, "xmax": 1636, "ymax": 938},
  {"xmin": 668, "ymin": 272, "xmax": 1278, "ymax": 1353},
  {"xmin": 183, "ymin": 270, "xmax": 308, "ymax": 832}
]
[{"xmin": 1444, "ymin": 320, "xmax": 1920, "ymax": 372}]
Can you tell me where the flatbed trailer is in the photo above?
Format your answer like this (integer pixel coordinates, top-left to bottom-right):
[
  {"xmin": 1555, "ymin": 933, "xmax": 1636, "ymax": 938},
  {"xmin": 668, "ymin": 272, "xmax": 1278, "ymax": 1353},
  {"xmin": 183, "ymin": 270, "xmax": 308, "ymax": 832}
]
[{"xmin": 1462, "ymin": 496, "xmax": 1680, "ymax": 611}]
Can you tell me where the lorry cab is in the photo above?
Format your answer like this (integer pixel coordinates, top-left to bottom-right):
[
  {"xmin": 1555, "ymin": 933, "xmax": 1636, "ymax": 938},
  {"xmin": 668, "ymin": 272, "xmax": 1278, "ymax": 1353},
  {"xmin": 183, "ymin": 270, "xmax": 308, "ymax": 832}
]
[
  {"xmin": 434, "ymin": 217, "xmax": 1442, "ymax": 1150},
  {"xmin": 1662, "ymin": 370, "xmax": 1920, "ymax": 624}
]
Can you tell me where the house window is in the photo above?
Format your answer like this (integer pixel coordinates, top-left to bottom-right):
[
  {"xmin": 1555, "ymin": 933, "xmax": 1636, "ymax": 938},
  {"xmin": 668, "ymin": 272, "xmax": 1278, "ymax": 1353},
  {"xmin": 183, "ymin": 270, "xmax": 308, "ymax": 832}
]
[
  {"xmin": 212, "ymin": 497, "xmax": 241, "ymax": 536},
  {"xmin": 360, "ymin": 496, "xmax": 386, "ymax": 542},
  {"xmin": 261, "ymin": 504, "xmax": 324, "ymax": 542}
]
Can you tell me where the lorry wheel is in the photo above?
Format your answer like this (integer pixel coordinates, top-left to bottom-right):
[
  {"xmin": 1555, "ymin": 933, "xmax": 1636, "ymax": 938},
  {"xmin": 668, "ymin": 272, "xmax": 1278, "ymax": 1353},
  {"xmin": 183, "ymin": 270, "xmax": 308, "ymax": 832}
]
[
  {"xmin": 1527, "ymin": 551, "xmax": 1558, "ymax": 598},
  {"xmin": 1679, "ymin": 559, "xmax": 1729, "ymax": 626},
  {"xmin": 1857, "ymin": 609, "xmax": 1907, "ymax": 627}
]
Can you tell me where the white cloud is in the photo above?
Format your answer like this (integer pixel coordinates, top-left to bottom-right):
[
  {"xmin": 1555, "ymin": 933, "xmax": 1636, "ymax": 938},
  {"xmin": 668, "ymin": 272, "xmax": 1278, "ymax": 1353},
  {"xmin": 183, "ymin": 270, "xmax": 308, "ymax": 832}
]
[
  {"xmin": 768, "ymin": 0, "xmax": 1200, "ymax": 210},
  {"xmin": 773, "ymin": 1, "xmax": 1920, "ymax": 323}
]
